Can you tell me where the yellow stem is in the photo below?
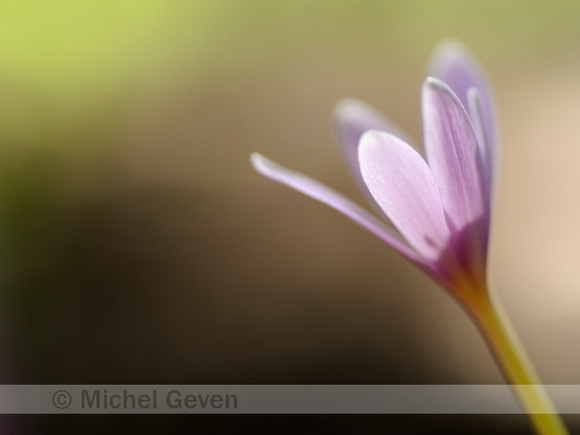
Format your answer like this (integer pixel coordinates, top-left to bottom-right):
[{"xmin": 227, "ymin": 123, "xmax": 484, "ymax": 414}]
[{"xmin": 466, "ymin": 289, "xmax": 569, "ymax": 435}]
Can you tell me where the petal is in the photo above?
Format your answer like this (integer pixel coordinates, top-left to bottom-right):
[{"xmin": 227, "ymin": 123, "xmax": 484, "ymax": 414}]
[
  {"xmin": 422, "ymin": 78, "xmax": 487, "ymax": 251},
  {"xmin": 333, "ymin": 99, "xmax": 413, "ymax": 220},
  {"xmin": 467, "ymin": 87, "xmax": 492, "ymax": 202},
  {"xmin": 358, "ymin": 131, "xmax": 450, "ymax": 261},
  {"xmin": 333, "ymin": 99, "xmax": 412, "ymax": 192},
  {"xmin": 428, "ymin": 40, "xmax": 497, "ymax": 187},
  {"xmin": 250, "ymin": 153, "xmax": 429, "ymax": 267}
]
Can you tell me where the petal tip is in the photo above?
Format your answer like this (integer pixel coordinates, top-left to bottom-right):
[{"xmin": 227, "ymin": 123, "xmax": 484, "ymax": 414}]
[
  {"xmin": 359, "ymin": 130, "xmax": 415, "ymax": 162},
  {"xmin": 249, "ymin": 151, "xmax": 263, "ymax": 166},
  {"xmin": 466, "ymin": 86, "xmax": 481, "ymax": 104},
  {"xmin": 250, "ymin": 152, "xmax": 274, "ymax": 175},
  {"xmin": 423, "ymin": 76, "xmax": 453, "ymax": 96},
  {"xmin": 333, "ymin": 98, "xmax": 378, "ymax": 126},
  {"xmin": 422, "ymin": 77, "xmax": 465, "ymax": 108},
  {"xmin": 429, "ymin": 39, "xmax": 476, "ymax": 70},
  {"xmin": 334, "ymin": 98, "xmax": 365, "ymax": 115},
  {"xmin": 359, "ymin": 129, "xmax": 384, "ymax": 149},
  {"xmin": 432, "ymin": 38, "xmax": 470, "ymax": 56}
]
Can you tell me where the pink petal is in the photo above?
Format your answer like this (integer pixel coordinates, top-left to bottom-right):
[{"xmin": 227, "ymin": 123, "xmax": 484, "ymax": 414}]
[
  {"xmin": 467, "ymin": 87, "xmax": 492, "ymax": 203},
  {"xmin": 333, "ymin": 99, "xmax": 412, "ymax": 193},
  {"xmin": 422, "ymin": 78, "xmax": 487, "ymax": 254},
  {"xmin": 358, "ymin": 131, "xmax": 450, "ymax": 261},
  {"xmin": 250, "ymin": 153, "xmax": 428, "ymax": 267},
  {"xmin": 429, "ymin": 40, "xmax": 496, "ymax": 191}
]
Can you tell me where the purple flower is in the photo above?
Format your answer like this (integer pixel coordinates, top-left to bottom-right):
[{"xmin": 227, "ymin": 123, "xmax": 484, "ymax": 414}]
[{"xmin": 251, "ymin": 40, "xmax": 497, "ymax": 301}]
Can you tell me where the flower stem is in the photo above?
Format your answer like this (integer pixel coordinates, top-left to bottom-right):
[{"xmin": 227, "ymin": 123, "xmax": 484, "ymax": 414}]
[{"xmin": 467, "ymin": 290, "xmax": 569, "ymax": 435}]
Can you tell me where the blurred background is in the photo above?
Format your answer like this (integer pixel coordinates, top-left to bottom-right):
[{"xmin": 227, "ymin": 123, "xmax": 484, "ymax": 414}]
[{"xmin": 1, "ymin": 0, "xmax": 580, "ymax": 433}]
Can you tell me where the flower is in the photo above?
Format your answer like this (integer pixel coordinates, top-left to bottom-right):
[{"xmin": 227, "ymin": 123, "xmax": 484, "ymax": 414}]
[
  {"xmin": 250, "ymin": 43, "xmax": 574, "ymax": 434},
  {"xmin": 250, "ymin": 40, "xmax": 497, "ymax": 305}
]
